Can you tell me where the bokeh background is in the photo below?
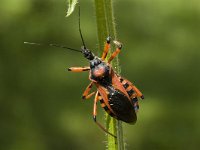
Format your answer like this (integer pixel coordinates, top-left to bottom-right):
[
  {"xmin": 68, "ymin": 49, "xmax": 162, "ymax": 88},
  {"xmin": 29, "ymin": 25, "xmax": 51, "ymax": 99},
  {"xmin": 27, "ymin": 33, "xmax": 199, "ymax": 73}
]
[{"xmin": 1, "ymin": 0, "xmax": 200, "ymax": 149}]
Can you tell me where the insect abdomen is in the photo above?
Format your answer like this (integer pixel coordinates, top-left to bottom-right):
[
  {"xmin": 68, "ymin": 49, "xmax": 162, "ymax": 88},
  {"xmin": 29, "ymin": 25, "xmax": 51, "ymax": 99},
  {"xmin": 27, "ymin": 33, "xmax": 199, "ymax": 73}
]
[
  {"xmin": 107, "ymin": 86, "xmax": 137, "ymax": 123},
  {"xmin": 99, "ymin": 97, "xmax": 115, "ymax": 117}
]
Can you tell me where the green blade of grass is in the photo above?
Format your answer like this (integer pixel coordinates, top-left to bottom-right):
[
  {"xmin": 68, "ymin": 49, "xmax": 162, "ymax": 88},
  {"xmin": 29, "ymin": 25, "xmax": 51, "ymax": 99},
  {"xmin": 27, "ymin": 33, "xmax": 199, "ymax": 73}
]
[
  {"xmin": 66, "ymin": 0, "xmax": 78, "ymax": 17},
  {"xmin": 94, "ymin": 0, "xmax": 125, "ymax": 149}
]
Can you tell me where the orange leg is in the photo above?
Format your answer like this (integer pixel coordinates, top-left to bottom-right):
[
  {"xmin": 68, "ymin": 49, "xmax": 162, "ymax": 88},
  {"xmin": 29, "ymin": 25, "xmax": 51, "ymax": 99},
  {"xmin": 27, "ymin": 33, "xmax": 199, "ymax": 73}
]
[
  {"xmin": 82, "ymin": 82, "xmax": 95, "ymax": 99},
  {"xmin": 101, "ymin": 37, "xmax": 111, "ymax": 60},
  {"xmin": 108, "ymin": 40, "xmax": 122, "ymax": 63},
  {"xmin": 68, "ymin": 66, "xmax": 90, "ymax": 72},
  {"xmin": 93, "ymin": 92, "xmax": 117, "ymax": 138}
]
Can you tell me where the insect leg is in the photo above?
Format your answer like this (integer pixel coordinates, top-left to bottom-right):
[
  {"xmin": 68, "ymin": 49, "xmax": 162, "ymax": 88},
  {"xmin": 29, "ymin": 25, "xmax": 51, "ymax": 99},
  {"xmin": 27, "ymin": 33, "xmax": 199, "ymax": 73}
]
[
  {"xmin": 108, "ymin": 40, "xmax": 122, "ymax": 63},
  {"xmin": 68, "ymin": 66, "xmax": 90, "ymax": 72},
  {"xmin": 82, "ymin": 82, "xmax": 95, "ymax": 99},
  {"xmin": 101, "ymin": 37, "xmax": 111, "ymax": 60},
  {"xmin": 93, "ymin": 92, "xmax": 117, "ymax": 138}
]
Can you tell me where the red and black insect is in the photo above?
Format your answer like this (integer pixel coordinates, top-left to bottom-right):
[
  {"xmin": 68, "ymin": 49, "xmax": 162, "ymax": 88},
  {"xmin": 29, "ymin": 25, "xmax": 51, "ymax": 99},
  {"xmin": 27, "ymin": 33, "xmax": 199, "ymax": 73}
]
[
  {"xmin": 67, "ymin": 36, "xmax": 144, "ymax": 137},
  {"xmin": 24, "ymin": 5, "xmax": 144, "ymax": 138}
]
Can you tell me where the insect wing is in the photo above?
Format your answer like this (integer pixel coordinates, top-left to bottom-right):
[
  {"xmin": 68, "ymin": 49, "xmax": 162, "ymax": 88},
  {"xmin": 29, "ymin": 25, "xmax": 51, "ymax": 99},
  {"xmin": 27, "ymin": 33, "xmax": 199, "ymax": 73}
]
[{"xmin": 96, "ymin": 84, "xmax": 137, "ymax": 123}]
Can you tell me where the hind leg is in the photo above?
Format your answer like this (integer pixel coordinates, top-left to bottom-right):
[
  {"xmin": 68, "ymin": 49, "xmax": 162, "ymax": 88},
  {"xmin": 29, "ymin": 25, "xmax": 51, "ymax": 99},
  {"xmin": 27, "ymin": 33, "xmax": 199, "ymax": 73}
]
[{"xmin": 93, "ymin": 92, "xmax": 116, "ymax": 138}]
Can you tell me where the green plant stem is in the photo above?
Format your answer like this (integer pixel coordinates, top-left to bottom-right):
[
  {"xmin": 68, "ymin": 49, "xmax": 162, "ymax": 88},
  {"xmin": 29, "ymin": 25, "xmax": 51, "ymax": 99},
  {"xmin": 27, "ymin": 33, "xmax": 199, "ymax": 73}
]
[{"xmin": 94, "ymin": 0, "xmax": 125, "ymax": 150}]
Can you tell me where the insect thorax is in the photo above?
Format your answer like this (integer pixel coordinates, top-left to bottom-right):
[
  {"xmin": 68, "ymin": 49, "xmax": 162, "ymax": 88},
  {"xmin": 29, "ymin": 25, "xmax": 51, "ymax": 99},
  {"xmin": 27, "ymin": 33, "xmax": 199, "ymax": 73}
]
[{"xmin": 89, "ymin": 57, "xmax": 111, "ymax": 85}]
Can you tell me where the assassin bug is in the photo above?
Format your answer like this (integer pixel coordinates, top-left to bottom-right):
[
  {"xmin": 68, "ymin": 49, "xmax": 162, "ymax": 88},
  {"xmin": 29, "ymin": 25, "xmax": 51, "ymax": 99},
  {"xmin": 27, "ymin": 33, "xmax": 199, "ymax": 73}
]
[
  {"xmin": 68, "ymin": 37, "xmax": 144, "ymax": 137},
  {"xmin": 24, "ymin": 5, "xmax": 144, "ymax": 138}
]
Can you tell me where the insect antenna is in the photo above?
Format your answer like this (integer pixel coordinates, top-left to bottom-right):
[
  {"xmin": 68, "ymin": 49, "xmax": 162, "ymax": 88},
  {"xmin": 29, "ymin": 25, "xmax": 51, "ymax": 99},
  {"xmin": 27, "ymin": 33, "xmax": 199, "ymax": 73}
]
[
  {"xmin": 78, "ymin": 4, "xmax": 86, "ymax": 49},
  {"xmin": 24, "ymin": 4, "xmax": 86, "ymax": 53},
  {"xmin": 24, "ymin": 42, "xmax": 82, "ymax": 53}
]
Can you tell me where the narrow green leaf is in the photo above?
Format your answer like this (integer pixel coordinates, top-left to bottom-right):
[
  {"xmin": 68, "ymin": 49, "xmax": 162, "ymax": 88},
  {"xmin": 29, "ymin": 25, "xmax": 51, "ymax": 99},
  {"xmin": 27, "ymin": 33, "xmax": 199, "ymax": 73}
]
[
  {"xmin": 66, "ymin": 0, "xmax": 78, "ymax": 17},
  {"xmin": 95, "ymin": 0, "xmax": 125, "ymax": 149}
]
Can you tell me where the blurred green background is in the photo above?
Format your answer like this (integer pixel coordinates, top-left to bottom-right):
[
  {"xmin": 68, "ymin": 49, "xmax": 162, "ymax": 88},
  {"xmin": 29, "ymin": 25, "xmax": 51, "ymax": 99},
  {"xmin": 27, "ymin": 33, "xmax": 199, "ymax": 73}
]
[{"xmin": 1, "ymin": 0, "xmax": 200, "ymax": 149}]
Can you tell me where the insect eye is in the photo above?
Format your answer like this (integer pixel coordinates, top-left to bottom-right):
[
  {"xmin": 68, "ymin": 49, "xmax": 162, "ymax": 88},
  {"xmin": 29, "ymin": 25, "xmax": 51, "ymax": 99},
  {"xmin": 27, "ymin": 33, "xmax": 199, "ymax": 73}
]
[
  {"xmin": 97, "ymin": 59, "xmax": 101, "ymax": 64},
  {"xmin": 94, "ymin": 59, "xmax": 101, "ymax": 65},
  {"xmin": 90, "ymin": 61, "xmax": 95, "ymax": 68}
]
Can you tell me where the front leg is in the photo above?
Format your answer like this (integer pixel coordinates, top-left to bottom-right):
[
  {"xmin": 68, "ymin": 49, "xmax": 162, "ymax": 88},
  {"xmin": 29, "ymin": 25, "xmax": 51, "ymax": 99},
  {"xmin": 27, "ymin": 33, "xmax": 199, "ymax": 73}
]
[
  {"xmin": 68, "ymin": 66, "xmax": 90, "ymax": 72},
  {"xmin": 101, "ymin": 37, "xmax": 111, "ymax": 60},
  {"xmin": 107, "ymin": 40, "xmax": 122, "ymax": 63}
]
